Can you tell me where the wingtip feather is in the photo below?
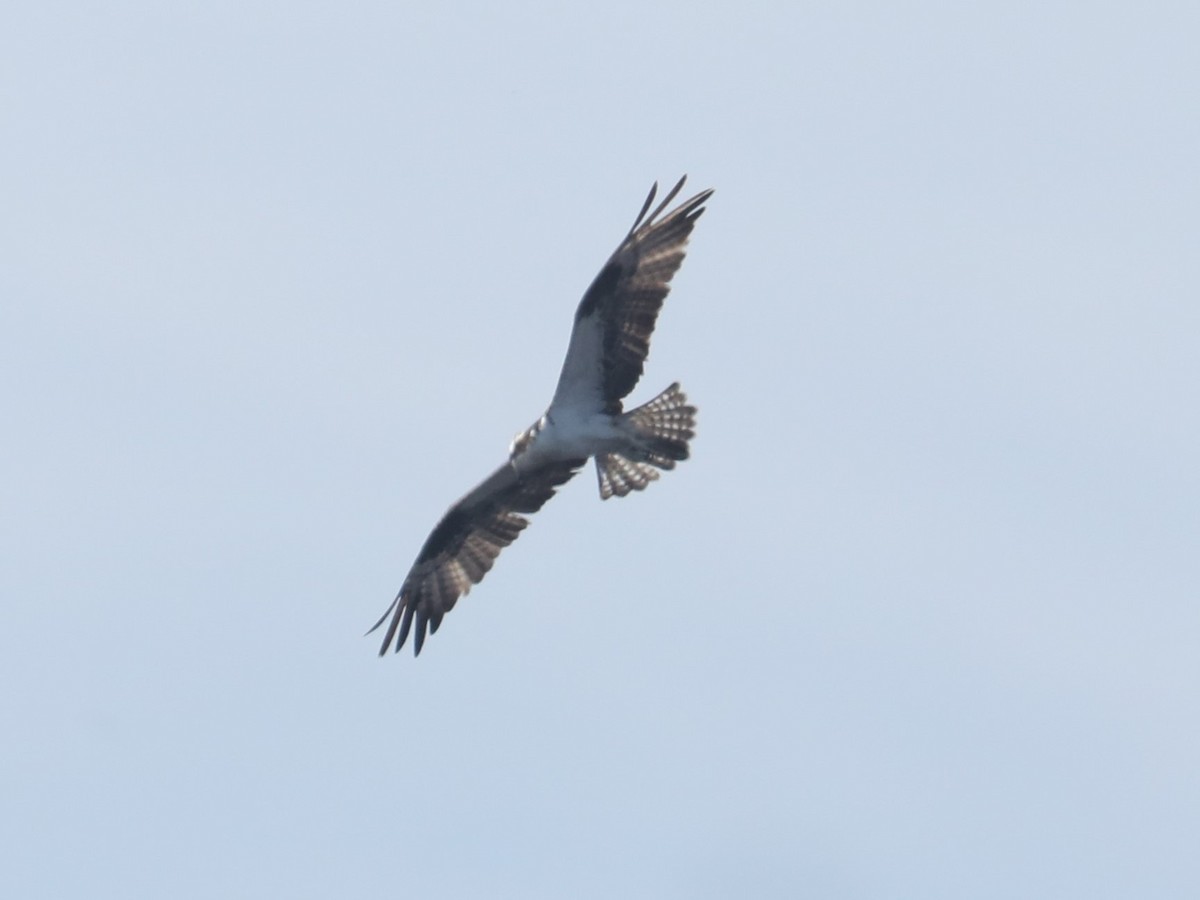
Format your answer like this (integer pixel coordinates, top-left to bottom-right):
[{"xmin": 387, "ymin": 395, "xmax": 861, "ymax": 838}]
[{"xmin": 628, "ymin": 181, "xmax": 659, "ymax": 237}]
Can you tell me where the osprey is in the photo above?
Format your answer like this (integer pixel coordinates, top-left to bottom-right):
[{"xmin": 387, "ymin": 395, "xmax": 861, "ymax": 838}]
[{"xmin": 370, "ymin": 176, "xmax": 712, "ymax": 655}]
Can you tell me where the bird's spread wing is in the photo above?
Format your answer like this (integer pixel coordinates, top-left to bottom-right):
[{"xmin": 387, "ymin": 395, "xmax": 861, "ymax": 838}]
[
  {"xmin": 550, "ymin": 176, "xmax": 713, "ymax": 414},
  {"xmin": 369, "ymin": 458, "xmax": 585, "ymax": 655}
]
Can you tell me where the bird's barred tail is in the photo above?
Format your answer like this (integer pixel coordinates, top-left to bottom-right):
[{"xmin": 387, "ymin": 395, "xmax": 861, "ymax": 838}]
[{"xmin": 595, "ymin": 382, "xmax": 697, "ymax": 500}]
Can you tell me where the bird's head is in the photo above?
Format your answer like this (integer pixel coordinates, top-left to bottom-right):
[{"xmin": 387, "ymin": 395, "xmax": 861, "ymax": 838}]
[{"xmin": 508, "ymin": 417, "xmax": 545, "ymax": 462}]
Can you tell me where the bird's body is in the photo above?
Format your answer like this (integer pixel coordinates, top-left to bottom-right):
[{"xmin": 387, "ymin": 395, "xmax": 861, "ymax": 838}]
[{"xmin": 370, "ymin": 177, "xmax": 712, "ymax": 655}]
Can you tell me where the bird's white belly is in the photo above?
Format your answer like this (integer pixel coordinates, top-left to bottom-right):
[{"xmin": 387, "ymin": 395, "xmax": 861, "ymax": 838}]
[{"xmin": 516, "ymin": 410, "xmax": 625, "ymax": 471}]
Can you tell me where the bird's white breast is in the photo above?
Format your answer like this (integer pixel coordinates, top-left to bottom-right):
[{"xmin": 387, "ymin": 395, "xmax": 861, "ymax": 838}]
[{"xmin": 512, "ymin": 407, "xmax": 625, "ymax": 474}]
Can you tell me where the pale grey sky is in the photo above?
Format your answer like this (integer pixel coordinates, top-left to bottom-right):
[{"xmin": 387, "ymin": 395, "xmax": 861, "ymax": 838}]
[{"xmin": 3, "ymin": 2, "xmax": 1198, "ymax": 897}]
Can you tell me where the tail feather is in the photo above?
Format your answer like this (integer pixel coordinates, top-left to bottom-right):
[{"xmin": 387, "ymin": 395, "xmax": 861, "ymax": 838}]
[
  {"xmin": 595, "ymin": 453, "xmax": 662, "ymax": 499},
  {"xmin": 595, "ymin": 382, "xmax": 697, "ymax": 500}
]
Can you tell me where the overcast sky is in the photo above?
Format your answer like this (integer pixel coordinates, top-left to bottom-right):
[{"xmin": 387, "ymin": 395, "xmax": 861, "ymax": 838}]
[{"xmin": 3, "ymin": 2, "xmax": 1198, "ymax": 897}]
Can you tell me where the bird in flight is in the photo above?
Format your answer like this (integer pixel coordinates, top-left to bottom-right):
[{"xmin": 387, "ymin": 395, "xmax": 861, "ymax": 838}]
[{"xmin": 370, "ymin": 176, "xmax": 712, "ymax": 655}]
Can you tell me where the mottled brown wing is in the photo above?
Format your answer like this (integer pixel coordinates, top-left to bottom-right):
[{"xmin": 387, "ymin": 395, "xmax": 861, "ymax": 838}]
[
  {"xmin": 369, "ymin": 458, "xmax": 584, "ymax": 655},
  {"xmin": 555, "ymin": 176, "xmax": 712, "ymax": 409}
]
